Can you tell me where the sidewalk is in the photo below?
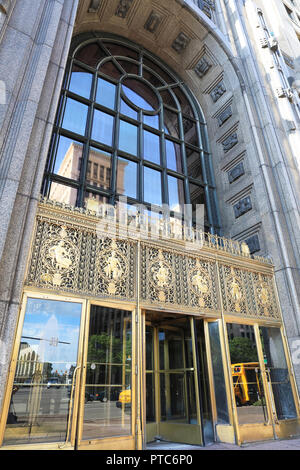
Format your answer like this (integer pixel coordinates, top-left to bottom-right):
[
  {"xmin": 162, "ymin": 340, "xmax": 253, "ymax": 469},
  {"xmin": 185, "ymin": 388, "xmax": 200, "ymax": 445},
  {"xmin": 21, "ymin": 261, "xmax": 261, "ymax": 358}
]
[{"xmin": 147, "ymin": 437, "xmax": 300, "ymax": 450}]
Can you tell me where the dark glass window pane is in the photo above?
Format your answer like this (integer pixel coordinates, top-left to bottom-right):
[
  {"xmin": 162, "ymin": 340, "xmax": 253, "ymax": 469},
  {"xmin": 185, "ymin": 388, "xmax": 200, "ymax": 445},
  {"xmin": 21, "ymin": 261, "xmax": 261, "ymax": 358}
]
[
  {"xmin": 118, "ymin": 59, "xmax": 139, "ymax": 75},
  {"xmin": 69, "ymin": 66, "xmax": 92, "ymax": 99},
  {"xmin": 75, "ymin": 43, "xmax": 106, "ymax": 67},
  {"xmin": 117, "ymin": 157, "xmax": 137, "ymax": 199},
  {"xmin": 165, "ymin": 139, "xmax": 182, "ymax": 173},
  {"xmin": 160, "ymin": 90, "xmax": 178, "ymax": 109},
  {"xmin": 143, "ymin": 57, "xmax": 174, "ymax": 84},
  {"xmin": 62, "ymin": 98, "xmax": 88, "ymax": 136},
  {"xmin": 164, "ymin": 107, "xmax": 180, "ymax": 138},
  {"xmin": 143, "ymin": 130, "xmax": 160, "ymax": 164},
  {"xmin": 48, "ymin": 181, "xmax": 78, "ymax": 206},
  {"xmin": 103, "ymin": 42, "xmax": 139, "ymax": 60},
  {"xmin": 183, "ymin": 118, "xmax": 198, "ymax": 147},
  {"xmin": 122, "ymin": 79, "xmax": 158, "ymax": 111},
  {"xmin": 86, "ymin": 147, "xmax": 111, "ymax": 190},
  {"xmin": 144, "ymin": 167, "xmax": 162, "ymax": 206},
  {"xmin": 186, "ymin": 148, "xmax": 203, "ymax": 180},
  {"xmin": 92, "ymin": 110, "xmax": 114, "ymax": 146},
  {"xmin": 53, "ymin": 135, "xmax": 83, "ymax": 180},
  {"xmin": 189, "ymin": 183, "xmax": 206, "ymax": 228},
  {"xmin": 119, "ymin": 120, "xmax": 138, "ymax": 155},
  {"xmin": 143, "ymin": 68, "xmax": 164, "ymax": 87},
  {"xmin": 99, "ymin": 59, "xmax": 122, "ymax": 80},
  {"xmin": 96, "ymin": 78, "xmax": 116, "ymax": 110},
  {"xmin": 120, "ymin": 99, "xmax": 138, "ymax": 120},
  {"xmin": 168, "ymin": 175, "xmax": 185, "ymax": 213},
  {"xmin": 208, "ymin": 322, "xmax": 230, "ymax": 424},
  {"xmin": 172, "ymin": 86, "xmax": 195, "ymax": 117}
]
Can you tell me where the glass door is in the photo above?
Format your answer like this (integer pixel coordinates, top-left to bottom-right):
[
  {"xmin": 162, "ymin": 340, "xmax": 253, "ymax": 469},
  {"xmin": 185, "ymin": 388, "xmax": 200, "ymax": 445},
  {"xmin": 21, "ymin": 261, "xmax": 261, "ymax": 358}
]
[
  {"xmin": 145, "ymin": 313, "xmax": 209, "ymax": 446},
  {"xmin": 0, "ymin": 295, "xmax": 136, "ymax": 451},
  {"xmin": 0, "ymin": 294, "xmax": 85, "ymax": 449},
  {"xmin": 76, "ymin": 303, "xmax": 136, "ymax": 450},
  {"xmin": 226, "ymin": 322, "xmax": 300, "ymax": 443}
]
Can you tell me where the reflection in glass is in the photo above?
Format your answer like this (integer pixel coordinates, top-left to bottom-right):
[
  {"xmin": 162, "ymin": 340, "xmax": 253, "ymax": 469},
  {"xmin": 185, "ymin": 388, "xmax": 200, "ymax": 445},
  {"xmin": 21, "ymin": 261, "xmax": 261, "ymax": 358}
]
[
  {"xmin": 53, "ymin": 135, "xmax": 83, "ymax": 179},
  {"xmin": 69, "ymin": 66, "xmax": 92, "ymax": 99},
  {"xmin": 118, "ymin": 60, "xmax": 139, "ymax": 76},
  {"xmin": 165, "ymin": 139, "xmax": 182, "ymax": 172},
  {"xmin": 143, "ymin": 131, "xmax": 160, "ymax": 164},
  {"xmin": 208, "ymin": 322, "xmax": 229, "ymax": 424},
  {"xmin": 84, "ymin": 192, "xmax": 109, "ymax": 212},
  {"xmin": 172, "ymin": 87, "xmax": 194, "ymax": 117},
  {"xmin": 120, "ymin": 99, "xmax": 138, "ymax": 120},
  {"xmin": 99, "ymin": 59, "xmax": 122, "ymax": 80},
  {"xmin": 75, "ymin": 43, "xmax": 105, "ymax": 67},
  {"xmin": 168, "ymin": 175, "xmax": 185, "ymax": 213},
  {"xmin": 183, "ymin": 118, "xmax": 198, "ymax": 147},
  {"xmin": 195, "ymin": 320, "xmax": 214, "ymax": 444},
  {"xmin": 96, "ymin": 78, "xmax": 116, "ymax": 110},
  {"xmin": 3, "ymin": 298, "xmax": 82, "ymax": 446},
  {"xmin": 86, "ymin": 147, "xmax": 111, "ymax": 190},
  {"xmin": 104, "ymin": 42, "xmax": 139, "ymax": 60},
  {"xmin": 189, "ymin": 183, "xmax": 206, "ymax": 228},
  {"xmin": 117, "ymin": 157, "xmax": 137, "ymax": 199},
  {"xmin": 158, "ymin": 321, "xmax": 197, "ymax": 424},
  {"xmin": 49, "ymin": 182, "xmax": 78, "ymax": 206},
  {"xmin": 164, "ymin": 108, "xmax": 180, "ymax": 138},
  {"xmin": 144, "ymin": 167, "xmax": 162, "ymax": 206},
  {"xmin": 260, "ymin": 327, "xmax": 297, "ymax": 420},
  {"xmin": 82, "ymin": 306, "xmax": 132, "ymax": 440},
  {"xmin": 227, "ymin": 323, "xmax": 267, "ymax": 425},
  {"xmin": 92, "ymin": 110, "xmax": 114, "ymax": 146},
  {"xmin": 186, "ymin": 148, "xmax": 203, "ymax": 180},
  {"xmin": 122, "ymin": 80, "xmax": 158, "ymax": 112},
  {"xmin": 62, "ymin": 98, "xmax": 88, "ymax": 136},
  {"xmin": 143, "ymin": 114, "xmax": 159, "ymax": 129},
  {"xmin": 119, "ymin": 120, "xmax": 138, "ymax": 156}
]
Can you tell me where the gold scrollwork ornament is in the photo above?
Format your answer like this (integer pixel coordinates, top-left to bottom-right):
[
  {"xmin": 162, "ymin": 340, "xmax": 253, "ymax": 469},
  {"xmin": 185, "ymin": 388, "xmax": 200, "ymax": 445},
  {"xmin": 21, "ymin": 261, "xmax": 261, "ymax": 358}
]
[
  {"xmin": 228, "ymin": 269, "xmax": 243, "ymax": 312},
  {"xmin": 190, "ymin": 261, "xmax": 210, "ymax": 308}
]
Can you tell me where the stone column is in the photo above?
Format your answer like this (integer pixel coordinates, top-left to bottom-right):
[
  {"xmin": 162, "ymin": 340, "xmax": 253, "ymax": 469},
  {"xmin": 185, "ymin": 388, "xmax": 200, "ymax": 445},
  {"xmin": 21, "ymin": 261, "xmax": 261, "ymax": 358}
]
[{"xmin": 0, "ymin": 0, "xmax": 78, "ymax": 412}]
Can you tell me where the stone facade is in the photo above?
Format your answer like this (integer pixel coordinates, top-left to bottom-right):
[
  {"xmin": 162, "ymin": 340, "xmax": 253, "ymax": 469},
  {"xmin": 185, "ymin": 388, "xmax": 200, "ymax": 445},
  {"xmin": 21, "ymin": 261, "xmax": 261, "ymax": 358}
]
[{"xmin": 0, "ymin": 0, "xmax": 299, "ymax": 419}]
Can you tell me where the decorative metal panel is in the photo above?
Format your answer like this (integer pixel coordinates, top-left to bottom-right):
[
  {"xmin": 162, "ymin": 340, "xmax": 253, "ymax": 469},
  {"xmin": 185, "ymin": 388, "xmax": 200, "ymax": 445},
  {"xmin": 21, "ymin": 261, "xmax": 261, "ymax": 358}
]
[
  {"xmin": 140, "ymin": 243, "xmax": 219, "ymax": 314},
  {"xmin": 26, "ymin": 219, "xmax": 136, "ymax": 301},
  {"xmin": 24, "ymin": 200, "xmax": 282, "ymax": 323}
]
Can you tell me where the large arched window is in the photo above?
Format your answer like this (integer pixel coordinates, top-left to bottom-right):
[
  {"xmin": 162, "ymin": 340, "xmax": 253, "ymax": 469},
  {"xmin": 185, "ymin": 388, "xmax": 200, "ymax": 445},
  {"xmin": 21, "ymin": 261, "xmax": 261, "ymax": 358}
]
[{"xmin": 42, "ymin": 34, "xmax": 221, "ymax": 234}]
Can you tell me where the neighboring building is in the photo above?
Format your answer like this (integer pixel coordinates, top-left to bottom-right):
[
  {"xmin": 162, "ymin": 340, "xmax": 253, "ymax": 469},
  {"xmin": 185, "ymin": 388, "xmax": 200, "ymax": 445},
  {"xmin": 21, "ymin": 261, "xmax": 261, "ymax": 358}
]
[{"xmin": 0, "ymin": 0, "xmax": 299, "ymax": 450}]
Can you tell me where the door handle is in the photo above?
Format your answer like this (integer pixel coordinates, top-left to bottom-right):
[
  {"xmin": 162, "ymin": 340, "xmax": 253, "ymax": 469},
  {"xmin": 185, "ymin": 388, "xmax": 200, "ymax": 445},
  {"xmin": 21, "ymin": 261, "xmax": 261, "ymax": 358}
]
[{"xmin": 58, "ymin": 365, "xmax": 81, "ymax": 449}]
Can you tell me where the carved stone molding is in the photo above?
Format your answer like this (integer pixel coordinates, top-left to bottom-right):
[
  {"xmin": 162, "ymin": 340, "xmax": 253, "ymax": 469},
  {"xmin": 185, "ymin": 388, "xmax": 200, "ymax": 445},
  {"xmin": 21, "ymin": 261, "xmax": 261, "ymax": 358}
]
[
  {"xmin": 144, "ymin": 11, "xmax": 162, "ymax": 34},
  {"xmin": 172, "ymin": 32, "xmax": 191, "ymax": 53},
  {"xmin": 88, "ymin": 0, "xmax": 101, "ymax": 13},
  {"xmin": 210, "ymin": 81, "xmax": 226, "ymax": 102},
  {"xmin": 115, "ymin": 0, "xmax": 133, "ymax": 18}
]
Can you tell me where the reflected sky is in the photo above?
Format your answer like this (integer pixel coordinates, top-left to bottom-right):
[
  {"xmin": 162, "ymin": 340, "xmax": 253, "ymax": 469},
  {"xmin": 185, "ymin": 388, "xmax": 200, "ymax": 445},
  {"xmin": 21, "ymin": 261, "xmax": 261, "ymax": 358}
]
[{"xmin": 21, "ymin": 298, "xmax": 82, "ymax": 372}]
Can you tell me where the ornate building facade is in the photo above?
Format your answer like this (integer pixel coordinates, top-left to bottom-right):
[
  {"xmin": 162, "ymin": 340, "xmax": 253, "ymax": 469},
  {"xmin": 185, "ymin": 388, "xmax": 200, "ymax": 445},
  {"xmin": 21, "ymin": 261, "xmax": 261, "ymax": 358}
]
[{"xmin": 0, "ymin": 0, "xmax": 299, "ymax": 450}]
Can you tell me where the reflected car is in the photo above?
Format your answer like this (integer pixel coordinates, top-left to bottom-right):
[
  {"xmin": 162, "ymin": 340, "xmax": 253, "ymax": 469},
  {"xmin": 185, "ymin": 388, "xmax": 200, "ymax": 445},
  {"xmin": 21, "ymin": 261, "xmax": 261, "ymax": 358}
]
[
  {"xmin": 116, "ymin": 388, "xmax": 131, "ymax": 408},
  {"xmin": 47, "ymin": 378, "xmax": 60, "ymax": 389},
  {"xmin": 95, "ymin": 389, "xmax": 120, "ymax": 402}
]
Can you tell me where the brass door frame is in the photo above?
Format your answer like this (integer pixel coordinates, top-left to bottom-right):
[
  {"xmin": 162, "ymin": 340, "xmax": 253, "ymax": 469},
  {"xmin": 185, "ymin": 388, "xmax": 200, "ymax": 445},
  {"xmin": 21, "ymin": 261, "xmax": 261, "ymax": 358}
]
[
  {"xmin": 0, "ymin": 292, "xmax": 138, "ymax": 451},
  {"xmin": 0, "ymin": 290, "xmax": 88, "ymax": 451},
  {"xmin": 143, "ymin": 312, "xmax": 204, "ymax": 447},
  {"xmin": 74, "ymin": 298, "xmax": 137, "ymax": 451},
  {"xmin": 223, "ymin": 318, "xmax": 300, "ymax": 444}
]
